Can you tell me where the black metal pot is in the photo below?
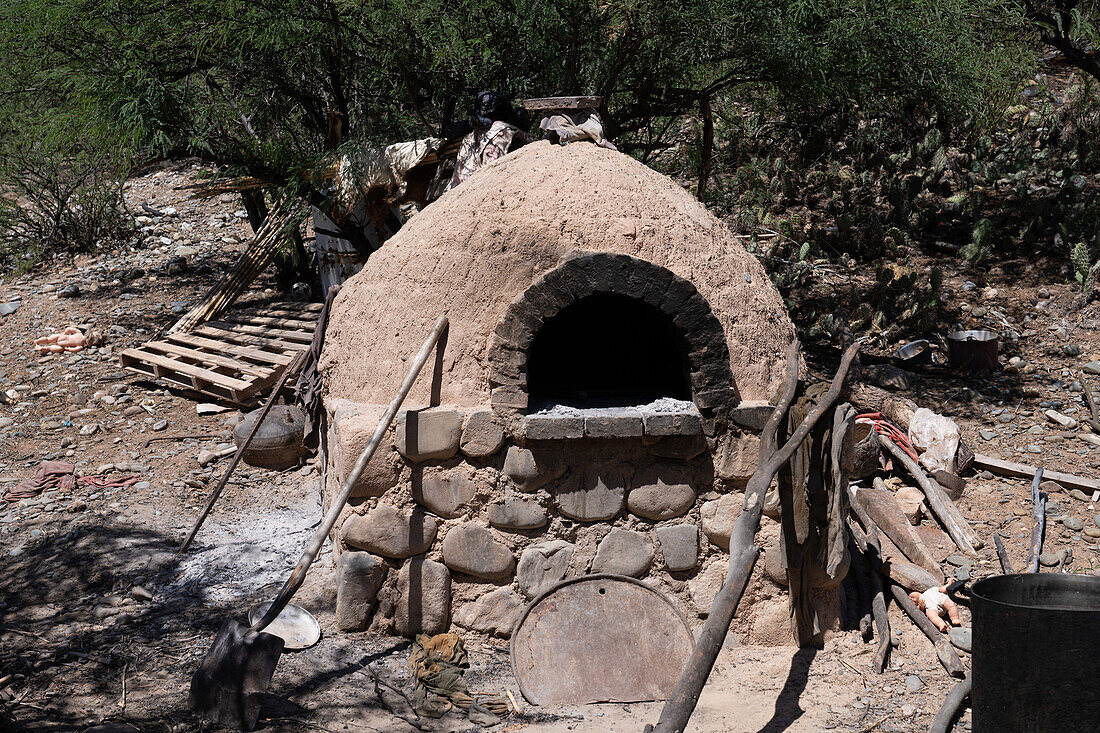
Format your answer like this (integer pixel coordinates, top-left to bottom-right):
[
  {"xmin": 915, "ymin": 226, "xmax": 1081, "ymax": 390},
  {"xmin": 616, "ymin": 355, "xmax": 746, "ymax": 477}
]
[{"xmin": 970, "ymin": 574, "xmax": 1100, "ymax": 732}]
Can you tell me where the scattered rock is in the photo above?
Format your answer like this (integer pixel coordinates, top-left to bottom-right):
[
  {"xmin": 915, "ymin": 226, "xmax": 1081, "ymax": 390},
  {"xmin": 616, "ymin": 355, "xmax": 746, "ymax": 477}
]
[
  {"xmin": 979, "ymin": 430, "xmax": 997, "ymax": 441},
  {"xmin": 1064, "ymin": 517, "xmax": 1084, "ymax": 531},
  {"xmin": 945, "ymin": 554, "xmax": 973, "ymax": 567},
  {"xmin": 441, "ymin": 523, "xmax": 515, "ymax": 581},
  {"xmin": 1039, "ymin": 480, "xmax": 1064, "ymax": 493},
  {"xmin": 517, "ymin": 540, "xmax": 574, "ymax": 599},
  {"xmin": 905, "ymin": 675, "xmax": 924, "ymax": 692},
  {"xmin": 591, "ymin": 528, "xmax": 653, "ymax": 577},
  {"xmin": 1045, "ymin": 410, "xmax": 1077, "ymax": 429},
  {"xmin": 1069, "ymin": 489, "xmax": 1090, "ymax": 502},
  {"xmin": 130, "ymin": 586, "xmax": 153, "ymax": 602},
  {"xmin": 1038, "ymin": 551, "xmax": 1061, "ymax": 567},
  {"xmin": 949, "ymin": 627, "xmax": 972, "ymax": 652}
]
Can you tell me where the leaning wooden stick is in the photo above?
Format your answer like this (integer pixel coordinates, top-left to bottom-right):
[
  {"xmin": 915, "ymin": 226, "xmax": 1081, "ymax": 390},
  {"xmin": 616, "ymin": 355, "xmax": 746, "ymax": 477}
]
[
  {"xmin": 1026, "ymin": 467, "xmax": 1046, "ymax": 574},
  {"xmin": 649, "ymin": 341, "xmax": 861, "ymax": 733},
  {"xmin": 880, "ymin": 435, "xmax": 981, "ymax": 553},
  {"xmin": 929, "ymin": 675, "xmax": 971, "ymax": 733},
  {"xmin": 889, "ymin": 583, "xmax": 966, "ymax": 679},
  {"xmin": 993, "ymin": 533, "xmax": 1015, "ymax": 574},
  {"xmin": 178, "ymin": 349, "xmax": 308, "ymax": 552},
  {"xmin": 848, "ymin": 517, "xmax": 892, "ymax": 673},
  {"xmin": 865, "ymin": 528, "xmax": 892, "ymax": 673}
]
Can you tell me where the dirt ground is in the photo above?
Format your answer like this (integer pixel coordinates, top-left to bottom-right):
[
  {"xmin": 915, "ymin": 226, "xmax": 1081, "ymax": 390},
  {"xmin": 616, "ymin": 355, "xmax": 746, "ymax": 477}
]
[{"xmin": 3, "ymin": 161, "xmax": 1098, "ymax": 732}]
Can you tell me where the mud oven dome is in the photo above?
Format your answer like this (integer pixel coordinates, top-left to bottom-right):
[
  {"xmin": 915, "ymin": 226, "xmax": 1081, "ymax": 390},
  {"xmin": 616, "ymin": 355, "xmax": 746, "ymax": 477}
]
[{"xmin": 318, "ymin": 141, "xmax": 814, "ymax": 643}]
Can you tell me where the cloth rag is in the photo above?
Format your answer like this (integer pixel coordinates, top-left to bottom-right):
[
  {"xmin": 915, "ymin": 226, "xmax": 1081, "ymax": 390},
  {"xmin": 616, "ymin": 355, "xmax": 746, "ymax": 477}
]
[
  {"xmin": 3, "ymin": 461, "xmax": 140, "ymax": 502},
  {"xmin": 406, "ymin": 633, "xmax": 508, "ymax": 725}
]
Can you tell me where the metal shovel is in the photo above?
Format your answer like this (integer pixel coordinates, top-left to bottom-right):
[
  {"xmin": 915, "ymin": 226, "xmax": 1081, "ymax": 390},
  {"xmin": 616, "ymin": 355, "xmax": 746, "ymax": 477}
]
[{"xmin": 188, "ymin": 315, "xmax": 449, "ymax": 729}]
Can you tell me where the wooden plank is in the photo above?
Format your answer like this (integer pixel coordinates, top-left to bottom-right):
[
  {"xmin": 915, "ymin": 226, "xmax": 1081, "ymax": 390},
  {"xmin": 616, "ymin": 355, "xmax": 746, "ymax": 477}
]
[
  {"xmin": 205, "ymin": 320, "xmax": 315, "ymax": 344},
  {"xmin": 143, "ymin": 341, "xmax": 273, "ymax": 378},
  {"xmin": 192, "ymin": 325, "xmax": 306, "ymax": 353},
  {"xmin": 973, "ymin": 453, "xmax": 1100, "ymax": 493},
  {"xmin": 121, "ymin": 347, "xmax": 253, "ymax": 391},
  {"xmin": 166, "ymin": 333, "xmax": 294, "ymax": 366},
  {"xmin": 223, "ymin": 313, "xmax": 318, "ymax": 331},
  {"xmin": 522, "ymin": 96, "xmax": 603, "ymax": 111},
  {"xmin": 237, "ymin": 307, "xmax": 321, "ymax": 321},
  {"xmin": 855, "ymin": 485, "xmax": 943, "ymax": 581}
]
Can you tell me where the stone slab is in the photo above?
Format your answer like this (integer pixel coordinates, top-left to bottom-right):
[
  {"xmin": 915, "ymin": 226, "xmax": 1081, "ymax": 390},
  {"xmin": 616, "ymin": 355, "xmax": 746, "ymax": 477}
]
[
  {"xmin": 460, "ymin": 409, "xmax": 506, "ymax": 458},
  {"xmin": 395, "ymin": 558, "xmax": 451, "ymax": 636},
  {"xmin": 585, "ymin": 411, "xmax": 644, "ymax": 438},
  {"xmin": 657, "ymin": 524, "xmax": 699, "ymax": 571},
  {"xmin": 441, "ymin": 523, "xmax": 516, "ymax": 581},
  {"xmin": 395, "ymin": 407, "xmax": 463, "ymax": 462},
  {"xmin": 517, "ymin": 540, "xmax": 575, "ymax": 599},
  {"xmin": 341, "ymin": 504, "xmax": 438, "ymax": 559},
  {"xmin": 336, "ymin": 551, "xmax": 387, "ymax": 631},
  {"xmin": 591, "ymin": 528, "xmax": 653, "ymax": 577},
  {"xmin": 555, "ymin": 465, "xmax": 625, "ymax": 521},
  {"xmin": 641, "ymin": 409, "xmax": 703, "ymax": 436},
  {"xmin": 523, "ymin": 414, "xmax": 584, "ymax": 440}
]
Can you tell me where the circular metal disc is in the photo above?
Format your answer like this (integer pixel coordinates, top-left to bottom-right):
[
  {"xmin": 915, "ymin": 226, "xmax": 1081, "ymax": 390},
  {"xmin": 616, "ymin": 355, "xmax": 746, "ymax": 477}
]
[
  {"xmin": 247, "ymin": 602, "xmax": 321, "ymax": 651},
  {"xmin": 510, "ymin": 574, "xmax": 694, "ymax": 705}
]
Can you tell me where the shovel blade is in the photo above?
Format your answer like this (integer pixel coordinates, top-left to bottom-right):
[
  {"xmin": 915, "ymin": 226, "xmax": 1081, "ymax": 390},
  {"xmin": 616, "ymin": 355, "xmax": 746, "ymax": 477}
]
[{"xmin": 188, "ymin": 619, "xmax": 284, "ymax": 730}]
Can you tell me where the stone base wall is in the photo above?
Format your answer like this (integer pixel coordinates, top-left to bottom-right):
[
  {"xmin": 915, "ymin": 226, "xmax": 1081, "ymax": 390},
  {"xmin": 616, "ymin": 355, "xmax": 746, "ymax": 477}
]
[{"xmin": 324, "ymin": 398, "xmax": 817, "ymax": 642}]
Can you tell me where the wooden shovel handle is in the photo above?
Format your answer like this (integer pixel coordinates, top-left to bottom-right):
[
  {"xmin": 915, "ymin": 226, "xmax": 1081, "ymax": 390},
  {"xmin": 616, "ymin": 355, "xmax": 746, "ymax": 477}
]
[{"xmin": 252, "ymin": 315, "xmax": 449, "ymax": 633}]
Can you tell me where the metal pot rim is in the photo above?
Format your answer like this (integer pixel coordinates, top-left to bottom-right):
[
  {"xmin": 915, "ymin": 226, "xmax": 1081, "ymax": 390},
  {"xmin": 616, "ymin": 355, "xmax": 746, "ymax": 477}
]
[{"xmin": 970, "ymin": 573, "xmax": 1100, "ymax": 613}]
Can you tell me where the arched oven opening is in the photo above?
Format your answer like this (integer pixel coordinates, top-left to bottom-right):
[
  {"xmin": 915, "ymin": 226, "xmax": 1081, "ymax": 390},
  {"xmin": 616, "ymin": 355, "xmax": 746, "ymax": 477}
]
[{"xmin": 527, "ymin": 293, "xmax": 691, "ymax": 410}]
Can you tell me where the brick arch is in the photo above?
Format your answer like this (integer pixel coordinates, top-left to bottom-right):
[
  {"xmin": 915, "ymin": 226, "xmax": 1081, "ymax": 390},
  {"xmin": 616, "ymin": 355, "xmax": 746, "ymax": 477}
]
[{"xmin": 487, "ymin": 252, "xmax": 739, "ymax": 426}]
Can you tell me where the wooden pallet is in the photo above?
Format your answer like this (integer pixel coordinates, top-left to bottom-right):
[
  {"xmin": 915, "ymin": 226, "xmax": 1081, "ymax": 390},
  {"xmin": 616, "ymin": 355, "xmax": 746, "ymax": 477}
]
[{"xmin": 120, "ymin": 301, "xmax": 321, "ymax": 404}]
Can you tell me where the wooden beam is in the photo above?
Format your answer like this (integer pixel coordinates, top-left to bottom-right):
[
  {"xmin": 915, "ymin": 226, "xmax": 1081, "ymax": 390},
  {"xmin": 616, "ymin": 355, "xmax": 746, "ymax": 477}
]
[{"xmin": 973, "ymin": 453, "xmax": 1100, "ymax": 494}]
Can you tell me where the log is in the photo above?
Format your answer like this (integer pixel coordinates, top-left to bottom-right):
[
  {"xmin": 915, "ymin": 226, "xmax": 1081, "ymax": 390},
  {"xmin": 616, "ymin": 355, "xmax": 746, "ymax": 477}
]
[
  {"xmin": 972, "ymin": 453, "xmax": 1100, "ymax": 494},
  {"xmin": 993, "ymin": 533, "xmax": 1015, "ymax": 574},
  {"xmin": 1026, "ymin": 467, "xmax": 1046, "ymax": 574},
  {"xmin": 854, "ymin": 483, "xmax": 942, "ymax": 578},
  {"xmin": 881, "ymin": 436, "xmax": 982, "ymax": 553},
  {"xmin": 866, "ymin": 529, "xmax": 892, "ymax": 674},
  {"xmin": 883, "ymin": 558, "xmax": 943, "ymax": 592},
  {"xmin": 649, "ymin": 341, "xmax": 861, "ymax": 733},
  {"xmin": 848, "ymin": 533, "xmax": 874, "ymax": 640},
  {"xmin": 889, "ymin": 584, "xmax": 967, "ymax": 679},
  {"xmin": 849, "ymin": 383, "xmax": 917, "ymax": 428},
  {"xmin": 929, "ymin": 676, "xmax": 971, "ymax": 733}
]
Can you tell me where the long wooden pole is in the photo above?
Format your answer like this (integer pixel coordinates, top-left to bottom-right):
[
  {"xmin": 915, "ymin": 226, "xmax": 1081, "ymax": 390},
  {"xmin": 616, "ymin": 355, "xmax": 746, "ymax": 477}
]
[
  {"xmin": 178, "ymin": 349, "xmax": 308, "ymax": 552},
  {"xmin": 649, "ymin": 341, "xmax": 861, "ymax": 733},
  {"xmin": 252, "ymin": 315, "xmax": 449, "ymax": 633},
  {"xmin": 1026, "ymin": 467, "xmax": 1046, "ymax": 574},
  {"xmin": 880, "ymin": 435, "xmax": 981, "ymax": 553}
]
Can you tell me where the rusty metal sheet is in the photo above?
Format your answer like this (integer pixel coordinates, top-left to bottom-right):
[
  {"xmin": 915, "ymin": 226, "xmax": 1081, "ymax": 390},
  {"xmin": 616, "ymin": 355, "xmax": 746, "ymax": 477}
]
[{"xmin": 510, "ymin": 574, "xmax": 694, "ymax": 705}]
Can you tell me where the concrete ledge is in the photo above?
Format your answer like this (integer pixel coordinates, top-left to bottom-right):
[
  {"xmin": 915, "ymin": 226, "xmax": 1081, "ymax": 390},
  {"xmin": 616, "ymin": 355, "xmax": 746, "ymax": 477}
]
[{"xmin": 523, "ymin": 404, "xmax": 703, "ymax": 441}]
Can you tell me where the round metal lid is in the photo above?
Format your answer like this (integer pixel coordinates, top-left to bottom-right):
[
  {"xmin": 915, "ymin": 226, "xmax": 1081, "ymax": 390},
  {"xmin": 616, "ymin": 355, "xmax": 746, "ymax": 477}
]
[
  {"xmin": 510, "ymin": 574, "xmax": 694, "ymax": 706},
  {"xmin": 247, "ymin": 601, "xmax": 322, "ymax": 651}
]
